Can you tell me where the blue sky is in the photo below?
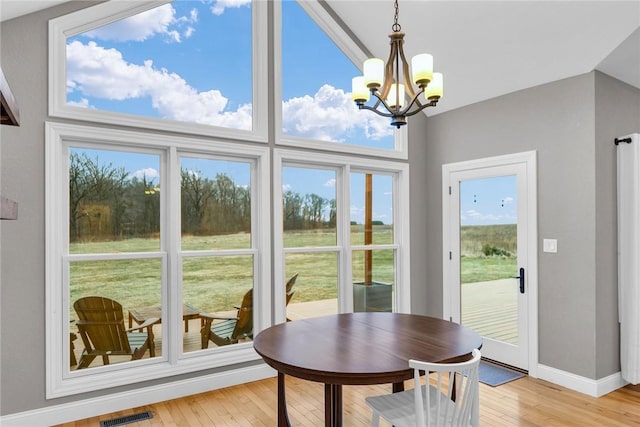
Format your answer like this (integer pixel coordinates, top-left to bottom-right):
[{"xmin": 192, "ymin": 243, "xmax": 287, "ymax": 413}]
[
  {"xmin": 65, "ymin": 0, "xmax": 392, "ymax": 144},
  {"xmin": 65, "ymin": 0, "xmax": 509, "ymax": 227},
  {"xmin": 460, "ymin": 176, "xmax": 517, "ymax": 226},
  {"xmin": 65, "ymin": 0, "xmax": 395, "ymax": 225}
]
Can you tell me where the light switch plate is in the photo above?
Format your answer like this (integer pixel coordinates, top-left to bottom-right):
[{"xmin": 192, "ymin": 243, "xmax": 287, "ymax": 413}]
[{"xmin": 543, "ymin": 238, "xmax": 557, "ymax": 253}]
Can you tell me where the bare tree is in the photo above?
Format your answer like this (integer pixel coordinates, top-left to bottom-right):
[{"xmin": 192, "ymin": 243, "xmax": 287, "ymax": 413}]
[{"xmin": 69, "ymin": 152, "xmax": 127, "ymax": 242}]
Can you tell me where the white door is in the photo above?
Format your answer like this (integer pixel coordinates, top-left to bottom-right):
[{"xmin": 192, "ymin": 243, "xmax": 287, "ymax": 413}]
[{"xmin": 443, "ymin": 152, "xmax": 537, "ymax": 372}]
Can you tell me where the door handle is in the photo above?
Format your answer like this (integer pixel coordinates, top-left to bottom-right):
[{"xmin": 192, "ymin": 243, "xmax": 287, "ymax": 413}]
[{"xmin": 511, "ymin": 267, "xmax": 525, "ymax": 294}]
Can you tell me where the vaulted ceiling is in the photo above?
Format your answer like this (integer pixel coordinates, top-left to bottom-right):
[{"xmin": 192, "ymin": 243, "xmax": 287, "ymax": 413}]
[
  {"xmin": 1, "ymin": 0, "xmax": 639, "ymax": 115},
  {"xmin": 326, "ymin": 0, "xmax": 640, "ymax": 114}
]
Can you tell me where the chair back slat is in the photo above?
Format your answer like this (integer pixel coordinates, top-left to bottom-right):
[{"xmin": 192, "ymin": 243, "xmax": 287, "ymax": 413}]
[
  {"xmin": 231, "ymin": 289, "xmax": 253, "ymax": 339},
  {"xmin": 409, "ymin": 348, "xmax": 481, "ymax": 427},
  {"xmin": 203, "ymin": 274, "xmax": 297, "ymax": 348},
  {"xmin": 74, "ymin": 296, "xmax": 131, "ymax": 353}
]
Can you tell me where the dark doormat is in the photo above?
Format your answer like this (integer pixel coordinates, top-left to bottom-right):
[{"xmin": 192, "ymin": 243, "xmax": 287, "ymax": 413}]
[{"xmin": 479, "ymin": 360, "xmax": 525, "ymax": 386}]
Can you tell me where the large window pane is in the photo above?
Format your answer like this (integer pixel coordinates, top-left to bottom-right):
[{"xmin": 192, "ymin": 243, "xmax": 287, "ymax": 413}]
[
  {"xmin": 181, "ymin": 157, "xmax": 251, "ymax": 250},
  {"xmin": 182, "ymin": 255, "xmax": 254, "ymax": 352},
  {"xmin": 66, "ymin": 1, "xmax": 253, "ymax": 131},
  {"xmin": 69, "ymin": 148, "xmax": 161, "ymax": 253},
  {"xmin": 69, "ymin": 258, "xmax": 163, "ymax": 369},
  {"xmin": 283, "ymin": 166, "xmax": 337, "ymax": 247},
  {"xmin": 285, "ymin": 252, "xmax": 338, "ymax": 320},
  {"xmin": 281, "ymin": 1, "xmax": 393, "ymax": 149},
  {"xmin": 350, "ymin": 172, "xmax": 394, "ymax": 245}
]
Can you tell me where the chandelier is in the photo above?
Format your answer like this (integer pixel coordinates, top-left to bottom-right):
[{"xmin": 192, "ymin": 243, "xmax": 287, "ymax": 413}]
[{"xmin": 351, "ymin": 0, "xmax": 443, "ymax": 128}]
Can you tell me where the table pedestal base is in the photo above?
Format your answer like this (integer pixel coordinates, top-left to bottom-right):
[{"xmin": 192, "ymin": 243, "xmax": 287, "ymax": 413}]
[
  {"xmin": 278, "ymin": 373, "xmax": 292, "ymax": 427},
  {"xmin": 325, "ymin": 384, "xmax": 342, "ymax": 426}
]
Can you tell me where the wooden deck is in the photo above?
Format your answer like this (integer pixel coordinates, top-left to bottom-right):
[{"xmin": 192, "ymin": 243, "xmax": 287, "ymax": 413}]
[
  {"xmin": 461, "ymin": 278, "xmax": 518, "ymax": 344},
  {"xmin": 70, "ymin": 284, "xmax": 515, "ymax": 369}
]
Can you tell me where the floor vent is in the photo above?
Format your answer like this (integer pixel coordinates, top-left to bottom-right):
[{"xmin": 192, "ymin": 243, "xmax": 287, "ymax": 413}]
[{"xmin": 99, "ymin": 411, "xmax": 153, "ymax": 426}]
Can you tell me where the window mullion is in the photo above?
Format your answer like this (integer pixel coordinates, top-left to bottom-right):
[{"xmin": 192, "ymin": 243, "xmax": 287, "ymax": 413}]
[
  {"xmin": 167, "ymin": 146, "xmax": 181, "ymax": 363},
  {"xmin": 338, "ymin": 164, "xmax": 353, "ymax": 314}
]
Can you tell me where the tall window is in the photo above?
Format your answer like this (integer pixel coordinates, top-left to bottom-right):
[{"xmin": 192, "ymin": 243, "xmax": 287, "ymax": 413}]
[
  {"xmin": 274, "ymin": 150, "xmax": 411, "ymax": 322},
  {"xmin": 68, "ymin": 147, "xmax": 165, "ymax": 369},
  {"xmin": 50, "ymin": 0, "xmax": 268, "ymax": 141},
  {"xmin": 350, "ymin": 172, "xmax": 396, "ymax": 313},
  {"xmin": 47, "ymin": 0, "xmax": 410, "ymax": 399},
  {"xmin": 46, "ymin": 123, "xmax": 270, "ymax": 397},
  {"xmin": 282, "ymin": 166, "xmax": 340, "ymax": 319},
  {"xmin": 180, "ymin": 157, "xmax": 255, "ymax": 354},
  {"xmin": 276, "ymin": 1, "xmax": 407, "ymax": 158}
]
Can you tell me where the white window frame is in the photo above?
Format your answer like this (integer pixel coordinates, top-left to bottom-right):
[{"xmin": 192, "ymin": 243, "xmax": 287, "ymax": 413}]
[
  {"xmin": 272, "ymin": 148, "xmax": 411, "ymax": 323},
  {"xmin": 45, "ymin": 122, "xmax": 271, "ymax": 398},
  {"xmin": 48, "ymin": 0, "xmax": 268, "ymax": 143},
  {"xmin": 273, "ymin": 0, "xmax": 409, "ymax": 159}
]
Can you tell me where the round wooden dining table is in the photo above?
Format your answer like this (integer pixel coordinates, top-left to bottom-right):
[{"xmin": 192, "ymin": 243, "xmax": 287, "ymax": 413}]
[{"xmin": 253, "ymin": 312, "xmax": 482, "ymax": 427}]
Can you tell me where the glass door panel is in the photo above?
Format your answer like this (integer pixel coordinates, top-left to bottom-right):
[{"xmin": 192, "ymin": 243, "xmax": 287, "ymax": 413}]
[{"xmin": 460, "ymin": 176, "xmax": 518, "ymax": 345}]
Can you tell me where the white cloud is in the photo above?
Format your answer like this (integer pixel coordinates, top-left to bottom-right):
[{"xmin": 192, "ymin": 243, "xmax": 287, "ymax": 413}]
[
  {"xmin": 131, "ymin": 167, "xmax": 159, "ymax": 181},
  {"xmin": 66, "ymin": 41, "xmax": 252, "ymax": 130},
  {"xmin": 282, "ymin": 84, "xmax": 392, "ymax": 142},
  {"xmin": 210, "ymin": 0, "xmax": 251, "ymax": 16},
  {"xmin": 67, "ymin": 98, "xmax": 93, "ymax": 108},
  {"xmin": 324, "ymin": 178, "xmax": 336, "ymax": 187},
  {"xmin": 462, "ymin": 209, "xmax": 516, "ymax": 225},
  {"xmin": 373, "ymin": 213, "xmax": 388, "ymax": 221},
  {"xmin": 502, "ymin": 196, "xmax": 514, "ymax": 205},
  {"xmin": 283, "ymin": 184, "xmax": 292, "ymax": 192},
  {"xmin": 83, "ymin": 4, "xmax": 196, "ymax": 43},
  {"xmin": 66, "ymin": 41, "xmax": 389, "ymax": 140},
  {"xmin": 350, "ymin": 204, "xmax": 388, "ymax": 224},
  {"xmin": 184, "ymin": 27, "xmax": 196, "ymax": 38}
]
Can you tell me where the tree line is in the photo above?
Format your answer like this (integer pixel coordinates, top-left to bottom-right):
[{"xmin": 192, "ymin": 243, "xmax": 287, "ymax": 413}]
[{"xmin": 70, "ymin": 152, "xmax": 337, "ymax": 242}]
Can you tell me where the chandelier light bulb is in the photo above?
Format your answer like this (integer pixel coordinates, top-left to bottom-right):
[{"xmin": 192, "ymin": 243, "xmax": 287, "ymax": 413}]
[
  {"xmin": 363, "ymin": 58, "xmax": 384, "ymax": 88},
  {"xmin": 387, "ymin": 83, "xmax": 405, "ymax": 109},
  {"xmin": 351, "ymin": 76, "xmax": 370, "ymax": 103},
  {"xmin": 425, "ymin": 72, "xmax": 443, "ymax": 100},
  {"xmin": 411, "ymin": 53, "xmax": 433, "ymax": 86}
]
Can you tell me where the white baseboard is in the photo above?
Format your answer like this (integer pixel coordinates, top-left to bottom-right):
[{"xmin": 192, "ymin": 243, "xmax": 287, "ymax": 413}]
[
  {"xmin": 536, "ymin": 364, "xmax": 628, "ymax": 397},
  {"xmin": 2, "ymin": 363, "xmax": 627, "ymax": 426},
  {"xmin": 1, "ymin": 364, "xmax": 275, "ymax": 427}
]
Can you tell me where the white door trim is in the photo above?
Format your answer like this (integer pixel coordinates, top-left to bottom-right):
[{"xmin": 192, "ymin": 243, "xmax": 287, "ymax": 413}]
[{"xmin": 442, "ymin": 151, "xmax": 538, "ymax": 377}]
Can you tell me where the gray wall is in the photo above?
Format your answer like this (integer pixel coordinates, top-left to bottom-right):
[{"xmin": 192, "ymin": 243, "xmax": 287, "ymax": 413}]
[
  {"xmin": 2, "ymin": 0, "xmax": 639, "ymax": 418},
  {"xmin": 416, "ymin": 71, "xmax": 639, "ymax": 380},
  {"xmin": 594, "ymin": 72, "xmax": 640, "ymax": 378},
  {"xmin": 1, "ymin": 3, "xmax": 273, "ymax": 415}
]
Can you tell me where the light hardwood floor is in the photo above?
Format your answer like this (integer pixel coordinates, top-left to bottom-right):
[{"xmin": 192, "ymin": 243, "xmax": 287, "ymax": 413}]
[{"xmin": 57, "ymin": 375, "xmax": 640, "ymax": 426}]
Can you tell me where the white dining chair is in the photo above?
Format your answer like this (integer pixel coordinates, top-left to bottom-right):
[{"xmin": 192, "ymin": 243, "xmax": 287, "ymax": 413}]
[{"xmin": 365, "ymin": 348, "xmax": 481, "ymax": 427}]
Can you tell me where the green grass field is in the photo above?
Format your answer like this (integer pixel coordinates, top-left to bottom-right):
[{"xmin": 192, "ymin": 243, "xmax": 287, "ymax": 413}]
[
  {"xmin": 69, "ymin": 226, "xmax": 395, "ymax": 317},
  {"xmin": 69, "ymin": 224, "xmax": 516, "ymax": 316},
  {"xmin": 461, "ymin": 224, "xmax": 517, "ymax": 283}
]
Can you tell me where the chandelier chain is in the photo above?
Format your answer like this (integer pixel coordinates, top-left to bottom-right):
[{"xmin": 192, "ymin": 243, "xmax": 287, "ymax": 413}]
[{"xmin": 392, "ymin": 0, "xmax": 401, "ymax": 32}]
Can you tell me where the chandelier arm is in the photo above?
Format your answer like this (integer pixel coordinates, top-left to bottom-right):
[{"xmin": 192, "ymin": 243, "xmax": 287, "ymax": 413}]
[
  {"xmin": 401, "ymin": 96, "xmax": 438, "ymax": 118},
  {"xmin": 380, "ymin": 37, "xmax": 400, "ymax": 100},
  {"xmin": 357, "ymin": 103, "xmax": 395, "ymax": 119},
  {"xmin": 397, "ymin": 45, "xmax": 416, "ymax": 99},
  {"xmin": 395, "ymin": 93, "xmax": 423, "ymax": 117},
  {"xmin": 369, "ymin": 90, "xmax": 397, "ymax": 117}
]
